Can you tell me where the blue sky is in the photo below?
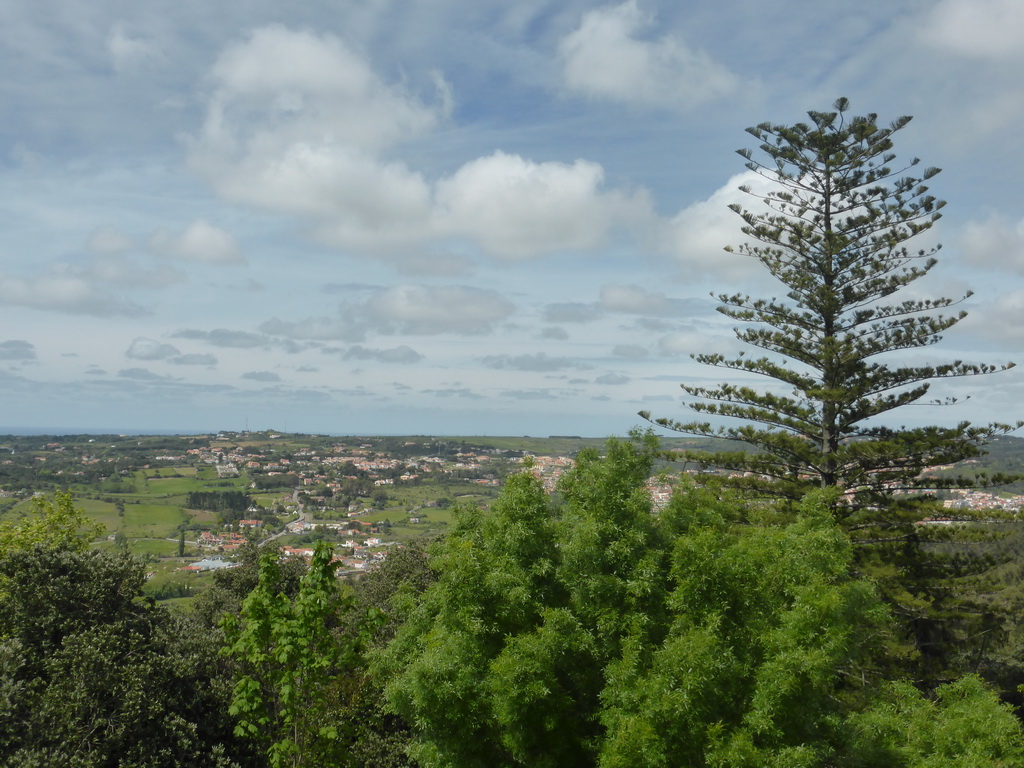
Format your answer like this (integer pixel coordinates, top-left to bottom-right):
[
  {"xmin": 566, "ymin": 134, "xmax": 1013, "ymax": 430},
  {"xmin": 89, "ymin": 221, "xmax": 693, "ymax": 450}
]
[{"xmin": 2, "ymin": 0, "xmax": 1023, "ymax": 436}]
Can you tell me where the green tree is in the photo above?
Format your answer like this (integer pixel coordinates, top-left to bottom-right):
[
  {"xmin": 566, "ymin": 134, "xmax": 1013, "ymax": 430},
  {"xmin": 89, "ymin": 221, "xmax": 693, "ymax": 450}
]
[
  {"xmin": 0, "ymin": 545, "xmax": 244, "ymax": 767},
  {"xmin": 642, "ymin": 98, "xmax": 1016, "ymax": 510},
  {"xmin": 221, "ymin": 542, "xmax": 373, "ymax": 768},
  {"xmin": 0, "ymin": 492, "xmax": 103, "ymax": 598},
  {"xmin": 0, "ymin": 492, "xmax": 102, "ymax": 558},
  {"xmin": 191, "ymin": 541, "xmax": 308, "ymax": 630}
]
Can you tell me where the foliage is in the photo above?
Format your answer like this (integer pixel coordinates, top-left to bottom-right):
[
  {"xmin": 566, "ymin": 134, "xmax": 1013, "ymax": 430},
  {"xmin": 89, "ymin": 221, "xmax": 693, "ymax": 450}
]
[
  {"xmin": 0, "ymin": 492, "xmax": 102, "ymax": 558},
  {"xmin": 374, "ymin": 436, "xmax": 1023, "ymax": 767},
  {"xmin": 191, "ymin": 541, "xmax": 308, "ymax": 629},
  {"xmin": 221, "ymin": 542, "xmax": 376, "ymax": 768},
  {"xmin": 0, "ymin": 544, "xmax": 244, "ymax": 767},
  {"xmin": 846, "ymin": 675, "xmax": 1024, "ymax": 767},
  {"xmin": 0, "ymin": 492, "xmax": 103, "ymax": 597},
  {"xmin": 356, "ymin": 538, "xmax": 436, "ymax": 645},
  {"xmin": 186, "ymin": 490, "xmax": 251, "ymax": 513}
]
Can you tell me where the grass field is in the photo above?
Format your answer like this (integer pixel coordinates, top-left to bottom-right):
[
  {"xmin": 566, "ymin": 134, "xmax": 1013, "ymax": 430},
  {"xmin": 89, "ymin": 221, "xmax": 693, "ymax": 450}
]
[
  {"xmin": 141, "ymin": 466, "xmax": 198, "ymax": 479},
  {"xmin": 143, "ymin": 560, "xmax": 218, "ymax": 601}
]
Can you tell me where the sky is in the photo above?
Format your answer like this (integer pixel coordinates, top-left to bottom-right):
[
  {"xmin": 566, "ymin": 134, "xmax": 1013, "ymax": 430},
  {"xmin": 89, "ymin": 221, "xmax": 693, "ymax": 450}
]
[{"xmin": 2, "ymin": 0, "xmax": 1024, "ymax": 437}]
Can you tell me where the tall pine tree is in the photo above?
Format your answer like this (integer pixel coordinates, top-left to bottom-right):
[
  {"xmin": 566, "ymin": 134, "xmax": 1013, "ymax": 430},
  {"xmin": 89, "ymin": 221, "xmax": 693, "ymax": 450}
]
[
  {"xmin": 643, "ymin": 98, "xmax": 1017, "ymax": 518},
  {"xmin": 641, "ymin": 100, "xmax": 1020, "ymax": 681}
]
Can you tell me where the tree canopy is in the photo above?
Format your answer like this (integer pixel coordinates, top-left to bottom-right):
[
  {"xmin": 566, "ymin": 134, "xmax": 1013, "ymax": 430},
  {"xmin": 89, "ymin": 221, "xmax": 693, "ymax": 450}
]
[{"xmin": 374, "ymin": 435, "xmax": 1024, "ymax": 767}]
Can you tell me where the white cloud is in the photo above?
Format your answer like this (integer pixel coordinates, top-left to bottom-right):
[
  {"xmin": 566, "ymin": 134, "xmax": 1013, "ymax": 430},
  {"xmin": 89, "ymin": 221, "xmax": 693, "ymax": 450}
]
[
  {"xmin": 920, "ymin": 0, "xmax": 1024, "ymax": 60},
  {"xmin": 558, "ymin": 0, "xmax": 736, "ymax": 109},
  {"xmin": 599, "ymin": 284, "xmax": 677, "ymax": 315},
  {"xmin": 960, "ymin": 290, "xmax": 1024, "ymax": 348},
  {"xmin": 126, "ymin": 337, "xmax": 179, "ymax": 361},
  {"xmin": 189, "ymin": 25, "xmax": 444, "ymax": 254},
  {"xmin": 595, "ymin": 372, "xmax": 630, "ymax": 385},
  {"xmin": 435, "ymin": 151, "xmax": 652, "ymax": 258},
  {"xmin": 959, "ymin": 213, "xmax": 1024, "ymax": 273},
  {"xmin": 261, "ymin": 284, "xmax": 516, "ymax": 341},
  {"xmin": 0, "ymin": 270, "xmax": 145, "ymax": 317},
  {"xmin": 660, "ymin": 171, "xmax": 770, "ymax": 282},
  {"xmin": 657, "ymin": 330, "xmax": 726, "ymax": 357},
  {"xmin": 190, "ymin": 25, "xmax": 652, "ymax": 261},
  {"xmin": 366, "ymin": 285, "xmax": 516, "ymax": 335},
  {"xmin": 149, "ymin": 220, "xmax": 245, "ymax": 265},
  {"xmin": 204, "ymin": 25, "xmax": 444, "ymax": 152},
  {"xmin": 87, "ymin": 254, "xmax": 186, "ymax": 288}
]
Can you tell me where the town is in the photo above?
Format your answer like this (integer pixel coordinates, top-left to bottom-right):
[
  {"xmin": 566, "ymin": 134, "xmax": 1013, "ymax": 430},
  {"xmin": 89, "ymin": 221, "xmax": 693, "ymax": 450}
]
[{"xmin": 3, "ymin": 430, "xmax": 1024, "ymax": 602}]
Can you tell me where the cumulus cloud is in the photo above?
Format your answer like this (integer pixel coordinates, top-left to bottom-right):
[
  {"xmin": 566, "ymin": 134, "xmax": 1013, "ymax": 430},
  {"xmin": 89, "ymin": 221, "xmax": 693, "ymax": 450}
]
[
  {"xmin": 959, "ymin": 213, "xmax": 1024, "ymax": 272},
  {"xmin": 126, "ymin": 337, "xmax": 179, "ymax": 361},
  {"xmin": 149, "ymin": 220, "xmax": 244, "ymax": 265},
  {"xmin": 481, "ymin": 352, "xmax": 579, "ymax": 372},
  {"xmin": 595, "ymin": 372, "xmax": 630, "ymax": 385},
  {"xmin": 189, "ymin": 25, "xmax": 443, "ymax": 252},
  {"xmin": 960, "ymin": 290, "xmax": 1024, "ymax": 348},
  {"xmin": 0, "ymin": 340, "xmax": 36, "ymax": 360},
  {"xmin": 364, "ymin": 285, "xmax": 515, "ymax": 335},
  {"xmin": 558, "ymin": 0, "xmax": 736, "ymax": 109},
  {"xmin": 1, "ymin": 243, "xmax": 184, "ymax": 319},
  {"xmin": 190, "ymin": 25, "xmax": 652, "ymax": 262},
  {"xmin": 657, "ymin": 329, "xmax": 732, "ymax": 357},
  {"xmin": 434, "ymin": 151, "xmax": 652, "ymax": 259},
  {"xmin": 660, "ymin": 171, "xmax": 770, "ymax": 282},
  {"xmin": 0, "ymin": 269, "xmax": 146, "ymax": 317},
  {"xmin": 203, "ymin": 24, "xmax": 446, "ymax": 153},
  {"xmin": 262, "ymin": 284, "xmax": 514, "ymax": 341},
  {"xmin": 599, "ymin": 284, "xmax": 681, "ymax": 316},
  {"xmin": 920, "ymin": 0, "xmax": 1024, "ymax": 60},
  {"xmin": 344, "ymin": 344, "xmax": 424, "ymax": 363}
]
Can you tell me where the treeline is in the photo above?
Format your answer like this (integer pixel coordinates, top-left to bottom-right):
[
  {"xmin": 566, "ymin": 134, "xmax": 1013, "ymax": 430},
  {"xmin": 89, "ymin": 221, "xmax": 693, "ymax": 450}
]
[{"xmin": 186, "ymin": 490, "xmax": 251, "ymax": 513}]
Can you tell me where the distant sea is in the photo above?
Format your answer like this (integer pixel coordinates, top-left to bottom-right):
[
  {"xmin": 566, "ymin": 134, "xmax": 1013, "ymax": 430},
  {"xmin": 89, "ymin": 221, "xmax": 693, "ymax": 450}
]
[{"xmin": 0, "ymin": 428, "xmax": 210, "ymax": 436}]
